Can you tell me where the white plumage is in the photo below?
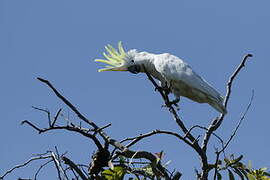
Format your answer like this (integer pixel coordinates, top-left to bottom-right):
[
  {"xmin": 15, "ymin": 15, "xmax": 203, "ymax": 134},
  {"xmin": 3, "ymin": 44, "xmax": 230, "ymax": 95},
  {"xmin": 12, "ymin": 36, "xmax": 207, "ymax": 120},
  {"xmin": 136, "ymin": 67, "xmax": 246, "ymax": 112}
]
[
  {"xmin": 95, "ymin": 42, "xmax": 227, "ymax": 114},
  {"xmin": 153, "ymin": 53, "xmax": 226, "ymax": 114}
]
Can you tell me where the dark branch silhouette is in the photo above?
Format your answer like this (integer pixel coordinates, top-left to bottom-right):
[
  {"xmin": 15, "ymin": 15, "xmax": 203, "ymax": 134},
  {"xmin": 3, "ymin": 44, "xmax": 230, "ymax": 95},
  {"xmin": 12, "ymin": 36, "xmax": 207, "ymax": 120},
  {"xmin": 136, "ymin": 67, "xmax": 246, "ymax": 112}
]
[{"xmin": 1, "ymin": 54, "xmax": 254, "ymax": 180}]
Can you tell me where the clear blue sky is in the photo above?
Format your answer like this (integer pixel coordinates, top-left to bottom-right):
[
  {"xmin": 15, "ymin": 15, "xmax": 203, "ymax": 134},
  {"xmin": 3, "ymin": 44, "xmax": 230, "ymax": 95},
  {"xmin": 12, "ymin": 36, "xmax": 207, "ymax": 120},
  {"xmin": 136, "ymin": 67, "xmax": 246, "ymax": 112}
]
[{"xmin": 1, "ymin": 0, "xmax": 269, "ymax": 179}]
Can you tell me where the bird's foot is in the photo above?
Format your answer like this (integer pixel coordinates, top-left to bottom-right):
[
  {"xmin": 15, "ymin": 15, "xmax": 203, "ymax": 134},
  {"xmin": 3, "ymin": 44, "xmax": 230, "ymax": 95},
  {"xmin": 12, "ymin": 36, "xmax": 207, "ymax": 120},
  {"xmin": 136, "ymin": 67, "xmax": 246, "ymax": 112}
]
[
  {"xmin": 163, "ymin": 86, "xmax": 171, "ymax": 96},
  {"xmin": 155, "ymin": 82, "xmax": 171, "ymax": 95},
  {"xmin": 155, "ymin": 86, "xmax": 170, "ymax": 95}
]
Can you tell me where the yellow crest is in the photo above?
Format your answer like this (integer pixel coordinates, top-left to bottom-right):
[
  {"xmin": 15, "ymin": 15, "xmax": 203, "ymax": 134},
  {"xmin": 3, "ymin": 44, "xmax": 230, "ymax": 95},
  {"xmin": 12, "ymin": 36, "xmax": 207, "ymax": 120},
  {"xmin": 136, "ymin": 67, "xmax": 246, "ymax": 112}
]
[{"xmin": 95, "ymin": 41, "xmax": 127, "ymax": 72}]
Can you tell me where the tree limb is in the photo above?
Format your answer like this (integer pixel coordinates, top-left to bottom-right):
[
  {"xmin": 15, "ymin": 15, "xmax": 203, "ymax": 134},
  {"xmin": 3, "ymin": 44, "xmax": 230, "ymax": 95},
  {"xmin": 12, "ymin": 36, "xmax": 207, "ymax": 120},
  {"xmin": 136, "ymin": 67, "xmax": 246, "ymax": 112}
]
[
  {"xmin": 202, "ymin": 54, "xmax": 253, "ymax": 153},
  {"xmin": 0, "ymin": 154, "xmax": 52, "ymax": 179},
  {"xmin": 62, "ymin": 156, "xmax": 88, "ymax": 180}
]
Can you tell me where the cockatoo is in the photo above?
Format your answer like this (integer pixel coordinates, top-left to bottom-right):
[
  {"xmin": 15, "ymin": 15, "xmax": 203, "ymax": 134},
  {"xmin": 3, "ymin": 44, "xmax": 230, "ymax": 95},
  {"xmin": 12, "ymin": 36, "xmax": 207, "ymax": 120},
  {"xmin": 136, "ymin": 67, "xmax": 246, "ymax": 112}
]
[{"xmin": 95, "ymin": 42, "xmax": 227, "ymax": 114}]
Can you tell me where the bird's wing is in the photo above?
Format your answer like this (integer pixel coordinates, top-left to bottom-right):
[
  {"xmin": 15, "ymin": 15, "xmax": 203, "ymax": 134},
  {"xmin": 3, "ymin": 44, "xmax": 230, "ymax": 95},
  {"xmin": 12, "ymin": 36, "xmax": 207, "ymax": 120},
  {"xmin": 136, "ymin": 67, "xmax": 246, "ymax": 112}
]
[{"xmin": 154, "ymin": 53, "xmax": 224, "ymax": 102}]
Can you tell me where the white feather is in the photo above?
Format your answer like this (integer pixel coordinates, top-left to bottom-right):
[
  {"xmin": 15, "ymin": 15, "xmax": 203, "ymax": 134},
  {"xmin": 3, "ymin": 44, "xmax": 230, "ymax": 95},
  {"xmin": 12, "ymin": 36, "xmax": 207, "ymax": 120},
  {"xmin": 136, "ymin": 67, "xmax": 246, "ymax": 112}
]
[{"xmin": 152, "ymin": 53, "xmax": 227, "ymax": 114}]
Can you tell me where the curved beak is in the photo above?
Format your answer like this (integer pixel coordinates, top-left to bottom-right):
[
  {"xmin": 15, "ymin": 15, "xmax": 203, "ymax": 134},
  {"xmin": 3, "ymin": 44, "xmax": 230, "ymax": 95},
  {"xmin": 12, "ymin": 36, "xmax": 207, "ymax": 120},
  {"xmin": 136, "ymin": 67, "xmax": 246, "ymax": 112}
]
[{"xmin": 127, "ymin": 65, "xmax": 141, "ymax": 74}]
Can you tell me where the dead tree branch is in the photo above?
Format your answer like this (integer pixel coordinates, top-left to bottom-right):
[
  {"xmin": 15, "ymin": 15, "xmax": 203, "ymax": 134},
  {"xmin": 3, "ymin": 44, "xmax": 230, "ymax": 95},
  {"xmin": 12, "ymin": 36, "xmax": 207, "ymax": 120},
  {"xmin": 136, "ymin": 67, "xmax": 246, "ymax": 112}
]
[
  {"xmin": 144, "ymin": 67, "xmax": 208, "ymax": 178},
  {"xmin": 62, "ymin": 156, "xmax": 88, "ymax": 180},
  {"xmin": 1, "ymin": 153, "xmax": 52, "ymax": 179},
  {"xmin": 199, "ymin": 54, "xmax": 253, "ymax": 179},
  {"xmin": 202, "ymin": 54, "xmax": 253, "ymax": 153},
  {"xmin": 34, "ymin": 159, "xmax": 53, "ymax": 180},
  {"xmin": 21, "ymin": 120, "xmax": 104, "ymax": 151},
  {"xmin": 30, "ymin": 78, "xmax": 173, "ymax": 178},
  {"xmin": 219, "ymin": 90, "xmax": 254, "ymax": 154}
]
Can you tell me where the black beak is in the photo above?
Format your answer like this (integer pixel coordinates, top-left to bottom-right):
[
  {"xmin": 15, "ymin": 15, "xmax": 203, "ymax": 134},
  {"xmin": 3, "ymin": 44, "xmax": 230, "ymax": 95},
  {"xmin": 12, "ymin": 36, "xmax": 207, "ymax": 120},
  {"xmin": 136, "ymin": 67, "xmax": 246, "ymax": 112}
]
[{"xmin": 128, "ymin": 65, "xmax": 141, "ymax": 74}]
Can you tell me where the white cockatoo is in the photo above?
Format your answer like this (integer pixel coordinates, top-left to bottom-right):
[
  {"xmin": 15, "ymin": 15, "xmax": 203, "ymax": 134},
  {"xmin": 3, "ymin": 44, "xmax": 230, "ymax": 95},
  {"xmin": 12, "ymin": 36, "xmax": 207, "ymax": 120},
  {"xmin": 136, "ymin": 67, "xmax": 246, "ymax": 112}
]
[{"xmin": 95, "ymin": 42, "xmax": 227, "ymax": 114}]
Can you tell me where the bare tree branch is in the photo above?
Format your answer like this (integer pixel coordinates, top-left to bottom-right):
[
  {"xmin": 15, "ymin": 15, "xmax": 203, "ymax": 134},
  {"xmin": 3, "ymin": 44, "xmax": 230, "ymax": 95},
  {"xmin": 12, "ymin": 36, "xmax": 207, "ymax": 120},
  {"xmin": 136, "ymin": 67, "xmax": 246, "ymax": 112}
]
[
  {"xmin": 143, "ymin": 67, "xmax": 209, "ymax": 178},
  {"xmin": 52, "ymin": 108, "xmax": 62, "ymax": 127},
  {"xmin": 34, "ymin": 159, "xmax": 53, "ymax": 180},
  {"xmin": 0, "ymin": 154, "xmax": 52, "ymax": 179},
  {"xmin": 31, "ymin": 106, "xmax": 52, "ymax": 126},
  {"xmin": 21, "ymin": 120, "xmax": 104, "ymax": 151},
  {"xmin": 36, "ymin": 77, "xmax": 128, "ymax": 152},
  {"xmin": 219, "ymin": 90, "xmax": 254, "ymax": 154},
  {"xmin": 51, "ymin": 152, "xmax": 67, "ymax": 180},
  {"xmin": 200, "ymin": 54, "xmax": 253, "ymax": 179},
  {"xmin": 202, "ymin": 54, "xmax": 253, "ymax": 153},
  {"xmin": 62, "ymin": 156, "xmax": 88, "ymax": 180},
  {"xmin": 33, "ymin": 77, "xmax": 172, "ymax": 179},
  {"xmin": 120, "ymin": 129, "xmax": 194, "ymax": 149}
]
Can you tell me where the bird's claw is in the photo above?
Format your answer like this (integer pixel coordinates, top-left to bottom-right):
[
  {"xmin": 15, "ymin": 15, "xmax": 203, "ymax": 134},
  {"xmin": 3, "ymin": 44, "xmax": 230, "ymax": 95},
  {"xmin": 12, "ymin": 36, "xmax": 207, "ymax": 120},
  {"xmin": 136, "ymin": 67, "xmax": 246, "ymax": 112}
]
[{"xmin": 154, "ymin": 85, "xmax": 170, "ymax": 95}]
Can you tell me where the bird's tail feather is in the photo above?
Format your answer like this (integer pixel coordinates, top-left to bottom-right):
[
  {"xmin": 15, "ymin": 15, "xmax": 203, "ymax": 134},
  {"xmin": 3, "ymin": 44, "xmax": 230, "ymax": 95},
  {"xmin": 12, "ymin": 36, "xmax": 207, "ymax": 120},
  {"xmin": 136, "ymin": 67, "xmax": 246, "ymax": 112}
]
[{"xmin": 209, "ymin": 100, "xmax": 227, "ymax": 114}]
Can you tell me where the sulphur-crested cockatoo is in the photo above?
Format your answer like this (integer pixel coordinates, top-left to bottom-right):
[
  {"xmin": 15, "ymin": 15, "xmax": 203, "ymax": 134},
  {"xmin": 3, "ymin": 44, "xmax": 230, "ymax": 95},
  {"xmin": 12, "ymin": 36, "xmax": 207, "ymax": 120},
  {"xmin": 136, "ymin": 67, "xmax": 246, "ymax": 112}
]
[{"xmin": 95, "ymin": 42, "xmax": 227, "ymax": 114}]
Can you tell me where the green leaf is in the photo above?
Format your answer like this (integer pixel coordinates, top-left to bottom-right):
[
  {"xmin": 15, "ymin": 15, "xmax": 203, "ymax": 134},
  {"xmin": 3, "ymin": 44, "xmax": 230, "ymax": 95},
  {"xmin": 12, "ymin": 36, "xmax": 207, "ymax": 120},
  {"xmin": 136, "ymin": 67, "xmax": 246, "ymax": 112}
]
[
  {"xmin": 232, "ymin": 155, "xmax": 243, "ymax": 165},
  {"xmin": 264, "ymin": 171, "xmax": 270, "ymax": 177},
  {"xmin": 228, "ymin": 169, "xmax": 235, "ymax": 180},
  {"xmin": 226, "ymin": 155, "xmax": 244, "ymax": 167},
  {"xmin": 247, "ymin": 173, "xmax": 256, "ymax": 180},
  {"xmin": 224, "ymin": 158, "xmax": 230, "ymax": 165},
  {"xmin": 260, "ymin": 167, "xmax": 268, "ymax": 172},
  {"xmin": 141, "ymin": 164, "xmax": 155, "ymax": 177},
  {"xmin": 102, "ymin": 166, "xmax": 126, "ymax": 180}
]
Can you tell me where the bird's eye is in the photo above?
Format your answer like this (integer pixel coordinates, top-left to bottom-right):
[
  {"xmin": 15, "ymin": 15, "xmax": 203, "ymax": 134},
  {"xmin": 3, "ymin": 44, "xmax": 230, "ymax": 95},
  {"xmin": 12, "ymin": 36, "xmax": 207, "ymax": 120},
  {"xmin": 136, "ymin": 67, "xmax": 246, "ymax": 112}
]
[{"xmin": 131, "ymin": 60, "xmax": 134, "ymax": 63}]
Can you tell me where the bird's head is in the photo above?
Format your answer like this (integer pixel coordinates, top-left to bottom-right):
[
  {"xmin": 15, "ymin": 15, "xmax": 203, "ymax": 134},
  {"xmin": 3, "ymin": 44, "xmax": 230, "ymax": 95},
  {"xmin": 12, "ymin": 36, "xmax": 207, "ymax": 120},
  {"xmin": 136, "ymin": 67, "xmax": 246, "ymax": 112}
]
[{"xmin": 94, "ymin": 42, "xmax": 147, "ymax": 74}]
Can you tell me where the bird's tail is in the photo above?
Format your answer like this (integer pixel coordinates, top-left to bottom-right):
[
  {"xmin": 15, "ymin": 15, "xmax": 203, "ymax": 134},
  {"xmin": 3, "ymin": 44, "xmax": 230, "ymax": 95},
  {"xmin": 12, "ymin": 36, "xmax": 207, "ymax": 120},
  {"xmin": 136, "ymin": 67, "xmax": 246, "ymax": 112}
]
[{"xmin": 209, "ymin": 100, "xmax": 227, "ymax": 114}]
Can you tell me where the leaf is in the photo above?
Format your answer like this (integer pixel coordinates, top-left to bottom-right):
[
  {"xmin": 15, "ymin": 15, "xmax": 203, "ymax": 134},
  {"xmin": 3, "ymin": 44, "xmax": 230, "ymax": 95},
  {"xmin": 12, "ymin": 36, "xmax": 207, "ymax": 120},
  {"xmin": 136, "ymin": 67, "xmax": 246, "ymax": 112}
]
[
  {"xmin": 247, "ymin": 173, "xmax": 256, "ymax": 180},
  {"xmin": 260, "ymin": 167, "xmax": 268, "ymax": 172},
  {"xmin": 228, "ymin": 169, "xmax": 235, "ymax": 180},
  {"xmin": 248, "ymin": 161, "xmax": 252, "ymax": 170},
  {"xmin": 264, "ymin": 171, "xmax": 270, "ymax": 177},
  {"xmin": 102, "ymin": 166, "xmax": 126, "ymax": 180},
  {"xmin": 231, "ymin": 155, "xmax": 243, "ymax": 165},
  {"xmin": 141, "ymin": 164, "xmax": 155, "ymax": 177},
  {"xmin": 227, "ymin": 155, "xmax": 244, "ymax": 167}
]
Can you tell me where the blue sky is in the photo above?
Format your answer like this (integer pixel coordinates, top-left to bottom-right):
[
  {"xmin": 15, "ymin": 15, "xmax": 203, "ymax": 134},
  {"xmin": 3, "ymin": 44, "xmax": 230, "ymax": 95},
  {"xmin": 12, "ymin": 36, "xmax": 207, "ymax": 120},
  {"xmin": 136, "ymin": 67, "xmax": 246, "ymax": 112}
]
[{"xmin": 1, "ymin": 0, "xmax": 269, "ymax": 179}]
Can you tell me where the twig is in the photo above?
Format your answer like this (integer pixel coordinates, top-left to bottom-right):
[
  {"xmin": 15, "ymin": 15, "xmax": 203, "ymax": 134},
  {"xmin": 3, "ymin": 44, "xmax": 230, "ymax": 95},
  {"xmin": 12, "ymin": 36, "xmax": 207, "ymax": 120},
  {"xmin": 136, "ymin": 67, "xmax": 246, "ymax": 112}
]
[
  {"xmin": 93, "ymin": 123, "xmax": 112, "ymax": 135},
  {"xmin": 202, "ymin": 54, "xmax": 253, "ymax": 153},
  {"xmin": 218, "ymin": 90, "xmax": 254, "ymax": 154},
  {"xmin": 1, "ymin": 154, "xmax": 52, "ymax": 179},
  {"xmin": 201, "ymin": 54, "xmax": 253, "ymax": 180},
  {"xmin": 185, "ymin": 125, "xmax": 225, "ymax": 147},
  {"xmin": 35, "ymin": 77, "xmax": 172, "ymax": 178},
  {"xmin": 143, "ymin": 70, "xmax": 190, "ymax": 136},
  {"xmin": 143, "ymin": 67, "xmax": 208, "ymax": 175},
  {"xmin": 51, "ymin": 152, "xmax": 64, "ymax": 180},
  {"xmin": 36, "ymin": 78, "xmax": 98, "ymax": 129},
  {"xmin": 34, "ymin": 160, "xmax": 53, "ymax": 180},
  {"xmin": 52, "ymin": 108, "xmax": 62, "ymax": 127},
  {"xmin": 122, "ymin": 129, "xmax": 194, "ymax": 149},
  {"xmin": 213, "ymin": 148, "xmax": 220, "ymax": 180},
  {"xmin": 32, "ymin": 106, "xmax": 51, "ymax": 127},
  {"xmin": 36, "ymin": 77, "xmax": 127, "ymax": 151},
  {"xmin": 54, "ymin": 147, "xmax": 70, "ymax": 180},
  {"xmin": 21, "ymin": 120, "xmax": 104, "ymax": 151}
]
